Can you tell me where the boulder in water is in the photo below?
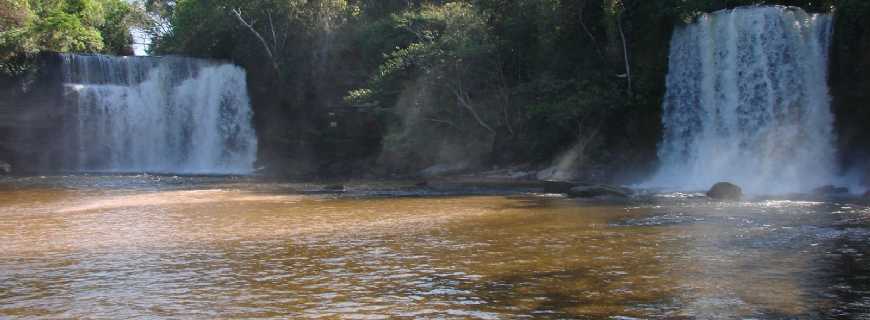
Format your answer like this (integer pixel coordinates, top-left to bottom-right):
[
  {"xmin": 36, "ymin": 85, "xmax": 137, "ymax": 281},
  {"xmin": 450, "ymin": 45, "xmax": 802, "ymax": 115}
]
[
  {"xmin": 0, "ymin": 161, "xmax": 10, "ymax": 174},
  {"xmin": 707, "ymin": 182, "xmax": 742, "ymax": 200},
  {"xmin": 812, "ymin": 185, "xmax": 849, "ymax": 196},
  {"xmin": 567, "ymin": 184, "xmax": 633, "ymax": 198}
]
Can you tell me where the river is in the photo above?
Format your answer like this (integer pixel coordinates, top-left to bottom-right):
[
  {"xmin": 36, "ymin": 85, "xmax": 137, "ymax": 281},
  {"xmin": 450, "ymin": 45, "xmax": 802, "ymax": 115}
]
[{"xmin": 0, "ymin": 175, "xmax": 868, "ymax": 319}]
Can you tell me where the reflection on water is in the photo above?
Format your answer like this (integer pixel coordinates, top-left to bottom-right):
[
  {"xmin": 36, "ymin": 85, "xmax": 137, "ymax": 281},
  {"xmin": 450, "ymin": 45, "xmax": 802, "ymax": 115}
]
[{"xmin": 0, "ymin": 176, "xmax": 868, "ymax": 319}]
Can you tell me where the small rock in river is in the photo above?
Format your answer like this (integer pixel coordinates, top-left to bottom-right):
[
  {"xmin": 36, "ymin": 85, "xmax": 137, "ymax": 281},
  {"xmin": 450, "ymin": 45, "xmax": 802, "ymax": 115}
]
[{"xmin": 707, "ymin": 182, "xmax": 742, "ymax": 200}]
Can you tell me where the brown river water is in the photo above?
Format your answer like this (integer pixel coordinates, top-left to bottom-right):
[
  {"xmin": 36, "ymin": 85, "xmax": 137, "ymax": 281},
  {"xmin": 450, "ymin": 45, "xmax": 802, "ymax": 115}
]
[{"xmin": 0, "ymin": 175, "xmax": 868, "ymax": 319}]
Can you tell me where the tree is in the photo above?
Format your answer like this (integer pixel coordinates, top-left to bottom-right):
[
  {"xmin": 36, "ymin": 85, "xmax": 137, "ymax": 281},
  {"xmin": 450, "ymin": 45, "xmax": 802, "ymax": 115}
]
[{"xmin": 1, "ymin": 0, "xmax": 143, "ymax": 75}]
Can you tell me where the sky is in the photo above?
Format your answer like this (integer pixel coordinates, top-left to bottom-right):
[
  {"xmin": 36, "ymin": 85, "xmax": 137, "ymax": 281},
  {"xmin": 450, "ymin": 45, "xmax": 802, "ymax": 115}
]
[
  {"xmin": 126, "ymin": 0, "xmax": 150, "ymax": 56},
  {"xmin": 132, "ymin": 28, "xmax": 149, "ymax": 56}
]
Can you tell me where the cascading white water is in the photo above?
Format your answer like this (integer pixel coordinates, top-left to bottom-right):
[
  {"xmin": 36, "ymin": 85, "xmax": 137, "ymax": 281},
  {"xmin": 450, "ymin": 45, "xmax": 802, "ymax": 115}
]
[
  {"xmin": 647, "ymin": 6, "xmax": 836, "ymax": 194},
  {"xmin": 62, "ymin": 54, "xmax": 257, "ymax": 174}
]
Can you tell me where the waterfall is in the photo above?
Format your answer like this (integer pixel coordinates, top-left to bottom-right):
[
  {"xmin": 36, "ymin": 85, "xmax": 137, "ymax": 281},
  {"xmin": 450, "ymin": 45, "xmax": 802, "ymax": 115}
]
[
  {"xmin": 61, "ymin": 54, "xmax": 257, "ymax": 174},
  {"xmin": 648, "ymin": 6, "xmax": 836, "ymax": 194}
]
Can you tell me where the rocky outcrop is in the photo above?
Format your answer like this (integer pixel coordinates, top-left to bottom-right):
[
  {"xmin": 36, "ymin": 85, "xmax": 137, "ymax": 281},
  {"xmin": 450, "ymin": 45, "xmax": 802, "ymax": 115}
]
[
  {"xmin": 707, "ymin": 182, "xmax": 742, "ymax": 200},
  {"xmin": 322, "ymin": 184, "xmax": 346, "ymax": 192},
  {"xmin": 542, "ymin": 180, "xmax": 577, "ymax": 193},
  {"xmin": 567, "ymin": 184, "xmax": 634, "ymax": 198},
  {"xmin": 540, "ymin": 180, "xmax": 634, "ymax": 198},
  {"xmin": 813, "ymin": 185, "xmax": 850, "ymax": 196},
  {"xmin": 420, "ymin": 163, "xmax": 470, "ymax": 178},
  {"xmin": 0, "ymin": 53, "xmax": 69, "ymax": 173}
]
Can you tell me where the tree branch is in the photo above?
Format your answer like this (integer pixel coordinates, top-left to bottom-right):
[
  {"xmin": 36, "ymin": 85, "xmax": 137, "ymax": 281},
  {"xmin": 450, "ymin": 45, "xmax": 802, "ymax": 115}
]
[
  {"xmin": 616, "ymin": 9, "xmax": 632, "ymax": 96},
  {"xmin": 267, "ymin": 11, "xmax": 278, "ymax": 54},
  {"xmin": 449, "ymin": 83, "xmax": 496, "ymax": 135},
  {"xmin": 495, "ymin": 57, "xmax": 514, "ymax": 136},
  {"xmin": 425, "ymin": 117, "xmax": 459, "ymax": 130},
  {"xmin": 578, "ymin": 0, "xmax": 606, "ymax": 62},
  {"xmin": 231, "ymin": 8, "xmax": 280, "ymax": 75}
]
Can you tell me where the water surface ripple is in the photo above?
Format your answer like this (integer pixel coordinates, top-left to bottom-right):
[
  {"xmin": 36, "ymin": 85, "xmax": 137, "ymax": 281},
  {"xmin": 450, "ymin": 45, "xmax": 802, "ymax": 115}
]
[{"xmin": 0, "ymin": 176, "xmax": 868, "ymax": 319}]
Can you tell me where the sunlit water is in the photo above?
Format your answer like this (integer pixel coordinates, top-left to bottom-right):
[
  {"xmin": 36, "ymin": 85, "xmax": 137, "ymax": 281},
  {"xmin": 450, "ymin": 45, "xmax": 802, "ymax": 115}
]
[{"xmin": 0, "ymin": 176, "xmax": 868, "ymax": 319}]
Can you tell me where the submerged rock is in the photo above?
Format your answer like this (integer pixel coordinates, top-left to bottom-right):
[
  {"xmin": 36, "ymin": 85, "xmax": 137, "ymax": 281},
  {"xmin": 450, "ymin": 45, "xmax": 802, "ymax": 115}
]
[
  {"xmin": 813, "ymin": 185, "xmax": 850, "ymax": 196},
  {"xmin": 707, "ymin": 182, "xmax": 742, "ymax": 200},
  {"xmin": 567, "ymin": 184, "xmax": 633, "ymax": 198}
]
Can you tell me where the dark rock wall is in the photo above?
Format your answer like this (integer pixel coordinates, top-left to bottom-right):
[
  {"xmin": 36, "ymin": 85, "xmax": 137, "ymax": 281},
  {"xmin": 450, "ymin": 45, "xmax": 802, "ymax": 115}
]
[
  {"xmin": 831, "ymin": 8, "xmax": 870, "ymax": 183},
  {"xmin": 0, "ymin": 53, "xmax": 70, "ymax": 173}
]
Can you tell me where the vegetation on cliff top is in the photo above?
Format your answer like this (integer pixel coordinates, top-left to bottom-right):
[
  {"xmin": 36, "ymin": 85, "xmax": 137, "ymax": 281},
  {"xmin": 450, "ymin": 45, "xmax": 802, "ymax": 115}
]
[
  {"xmin": 2, "ymin": 0, "xmax": 868, "ymax": 180},
  {"xmin": 144, "ymin": 0, "xmax": 866, "ymax": 179},
  {"xmin": 0, "ymin": 0, "xmax": 144, "ymax": 74}
]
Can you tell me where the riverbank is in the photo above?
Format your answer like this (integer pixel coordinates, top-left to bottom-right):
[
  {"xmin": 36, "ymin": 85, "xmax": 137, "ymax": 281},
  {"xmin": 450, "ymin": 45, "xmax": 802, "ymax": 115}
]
[{"xmin": 2, "ymin": 173, "xmax": 867, "ymax": 203}]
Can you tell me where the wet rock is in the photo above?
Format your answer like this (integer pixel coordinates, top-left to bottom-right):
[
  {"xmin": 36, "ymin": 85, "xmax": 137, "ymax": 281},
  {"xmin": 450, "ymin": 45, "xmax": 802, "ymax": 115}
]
[
  {"xmin": 813, "ymin": 185, "xmax": 850, "ymax": 196},
  {"xmin": 707, "ymin": 182, "xmax": 742, "ymax": 200},
  {"xmin": 567, "ymin": 184, "xmax": 633, "ymax": 198},
  {"xmin": 323, "ymin": 184, "xmax": 346, "ymax": 192},
  {"xmin": 420, "ymin": 163, "xmax": 469, "ymax": 177},
  {"xmin": 0, "ymin": 161, "xmax": 10, "ymax": 174},
  {"xmin": 542, "ymin": 180, "xmax": 576, "ymax": 193}
]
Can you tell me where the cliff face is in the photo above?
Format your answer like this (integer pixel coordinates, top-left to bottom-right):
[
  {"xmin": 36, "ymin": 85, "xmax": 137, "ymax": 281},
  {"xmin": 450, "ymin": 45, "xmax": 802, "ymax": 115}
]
[
  {"xmin": 0, "ymin": 53, "xmax": 71, "ymax": 173},
  {"xmin": 831, "ymin": 8, "xmax": 870, "ymax": 182}
]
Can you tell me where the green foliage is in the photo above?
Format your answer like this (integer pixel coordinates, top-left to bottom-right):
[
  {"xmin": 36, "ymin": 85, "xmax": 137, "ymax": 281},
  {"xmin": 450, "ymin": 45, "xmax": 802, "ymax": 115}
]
[
  {"xmin": 0, "ymin": 0, "xmax": 35, "ymax": 59},
  {"xmin": 1, "ymin": 0, "xmax": 142, "ymax": 75},
  {"xmin": 350, "ymin": 3, "xmax": 497, "ymax": 101},
  {"xmin": 0, "ymin": 0, "xmax": 32, "ymax": 32},
  {"xmin": 146, "ymin": 0, "xmax": 865, "ymax": 174},
  {"xmin": 32, "ymin": 8, "xmax": 104, "ymax": 52},
  {"xmin": 99, "ymin": 0, "xmax": 141, "ymax": 54}
]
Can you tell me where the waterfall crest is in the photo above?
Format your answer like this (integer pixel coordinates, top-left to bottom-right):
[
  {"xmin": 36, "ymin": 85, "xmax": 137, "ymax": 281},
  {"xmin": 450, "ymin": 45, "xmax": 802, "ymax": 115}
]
[
  {"xmin": 648, "ymin": 6, "xmax": 836, "ymax": 193},
  {"xmin": 62, "ymin": 54, "xmax": 257, "ymax": 174}
]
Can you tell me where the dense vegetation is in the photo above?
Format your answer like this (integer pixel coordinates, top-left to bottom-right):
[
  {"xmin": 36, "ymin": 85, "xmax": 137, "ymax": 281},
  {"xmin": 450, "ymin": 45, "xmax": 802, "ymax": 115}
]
[
  {"xmin": 3, "ymin": 0, "xmax": 869, "ymax": 180},
  {"xmin": 145, "ymin": 0, "xmax": 868, "ymax": 180},
  {"xmin": 0, "ymin": 0, "xmax": 144, "ymax": 74}
]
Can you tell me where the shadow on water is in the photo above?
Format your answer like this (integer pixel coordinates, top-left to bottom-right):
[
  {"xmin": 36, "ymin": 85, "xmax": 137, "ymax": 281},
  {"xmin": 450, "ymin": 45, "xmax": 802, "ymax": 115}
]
[
  {"xmin": 459, "ymin": 268, "xmax": 678, "ymax": 319},
  {"xmin": 816, "ymin": 237, "xmax": 870, "ymax": 318}
]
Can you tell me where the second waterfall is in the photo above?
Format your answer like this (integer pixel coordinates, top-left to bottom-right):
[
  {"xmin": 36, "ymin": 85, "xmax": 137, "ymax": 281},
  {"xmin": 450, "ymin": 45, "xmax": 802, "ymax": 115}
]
[{"xmin": 648, "ymin": 6, "xmax": 836, "ymax": 193}]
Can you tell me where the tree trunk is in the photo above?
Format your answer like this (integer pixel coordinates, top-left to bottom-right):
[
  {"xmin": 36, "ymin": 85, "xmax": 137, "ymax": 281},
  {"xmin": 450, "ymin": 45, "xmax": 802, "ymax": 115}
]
[
  {"xmin": 616, "ymin": 10, "xmax": 632, "ymax": 96},
  {"xmin": 450, "ymin": 84, "xmax": 496, "ymax": 136}
]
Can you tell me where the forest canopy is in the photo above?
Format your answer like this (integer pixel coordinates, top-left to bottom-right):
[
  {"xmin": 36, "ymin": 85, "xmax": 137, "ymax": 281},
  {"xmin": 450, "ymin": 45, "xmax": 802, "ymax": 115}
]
[
  {"xmin": 2, "ymin": 0, "xmax": 868, "ymax": 178},
  {"xmin": 138, "ymin": 0, "xmax": 866, "ymax": 177},
  {"xmin": 0, "ymin": 0, "xmax": 144, "ymax": 74}
]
